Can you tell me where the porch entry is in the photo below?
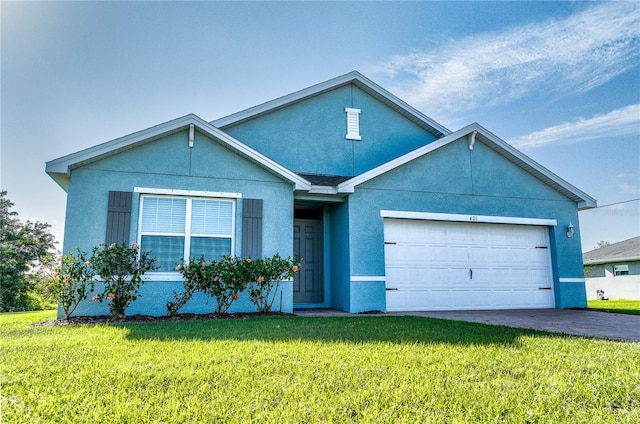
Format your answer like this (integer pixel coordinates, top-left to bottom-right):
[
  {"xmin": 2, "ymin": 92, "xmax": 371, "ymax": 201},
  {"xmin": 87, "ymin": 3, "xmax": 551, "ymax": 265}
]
[{"xmin": 293, "ymin": 207, "xmax": 324, "ymax": 304}]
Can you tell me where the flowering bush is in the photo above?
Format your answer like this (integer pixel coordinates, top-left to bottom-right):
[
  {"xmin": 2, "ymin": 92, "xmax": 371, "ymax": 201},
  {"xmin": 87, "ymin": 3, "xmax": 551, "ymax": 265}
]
[
  {"xmin": 168, "ymin": 256, "xmax": 216, "ymax": 315},
  {"xmin": 90, "ymin": 243, "xmax": 156, "ymax": 318},
  {"xmin": 41, "ymin": 250, "xmax": 95, "ymax": 319},
  {"xmin": 249, "ymin": 253, "xmax": 300, "ymax": 313},
  {"xmin": 169, "ymin": 253, "xmax": 299, "ymax": 315},
  {"xmin": 169, "ymin": 255, "xmax": 254, "ymax": 315}
]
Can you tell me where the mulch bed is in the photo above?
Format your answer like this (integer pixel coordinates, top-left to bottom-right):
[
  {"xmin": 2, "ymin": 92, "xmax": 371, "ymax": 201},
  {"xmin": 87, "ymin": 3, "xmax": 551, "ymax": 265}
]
[{"xmin": 33, "ymin": 312, "xmax": 293, "ymax": 327}]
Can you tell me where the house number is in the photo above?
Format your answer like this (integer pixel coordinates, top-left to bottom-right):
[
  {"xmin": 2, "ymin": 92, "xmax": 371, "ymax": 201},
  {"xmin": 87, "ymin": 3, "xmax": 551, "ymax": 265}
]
[{"xmin": 469, "ymin": 215, "xmax": 478, "ymax": 222}]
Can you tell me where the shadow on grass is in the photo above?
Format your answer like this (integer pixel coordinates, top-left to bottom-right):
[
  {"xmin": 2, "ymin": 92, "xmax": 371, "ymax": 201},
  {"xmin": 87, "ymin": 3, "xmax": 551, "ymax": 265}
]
[{"xmin": 120, "ymin": 315, "xmax": 558, "ymax": 346}]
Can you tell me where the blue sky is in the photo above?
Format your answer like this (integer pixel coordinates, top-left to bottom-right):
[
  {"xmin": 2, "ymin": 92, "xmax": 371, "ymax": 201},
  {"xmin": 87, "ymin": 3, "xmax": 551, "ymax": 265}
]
[{"xmin": 1, "ymin": 1, "xmax": 639, "ymax": 252}]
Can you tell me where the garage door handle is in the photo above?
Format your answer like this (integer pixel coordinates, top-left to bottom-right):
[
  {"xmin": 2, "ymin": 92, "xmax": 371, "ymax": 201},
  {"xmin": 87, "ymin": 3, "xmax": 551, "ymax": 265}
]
[
  {"xmin": 538, "ymin": 287, "xmax": 552, "ymax": 290},
  {"xmin": 469, "ymin": 269, "xmax": 473, "ymax": 280},
  {"xmin": 386, "ymin": 288, "xmax": 398, "ymax": 291}
]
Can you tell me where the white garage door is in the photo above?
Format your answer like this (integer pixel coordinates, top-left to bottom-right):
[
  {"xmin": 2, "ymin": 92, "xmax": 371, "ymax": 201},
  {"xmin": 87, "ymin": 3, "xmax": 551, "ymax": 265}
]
[{"xmin": 384, "ymin": 219, "xmax": 555, "ymax": 311}]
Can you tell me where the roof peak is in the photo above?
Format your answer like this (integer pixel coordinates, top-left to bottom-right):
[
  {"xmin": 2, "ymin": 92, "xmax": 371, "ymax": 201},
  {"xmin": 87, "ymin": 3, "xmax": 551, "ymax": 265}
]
[{"xmin": 211, "ymin": 71, "xmax": 450, "ymax": 138}]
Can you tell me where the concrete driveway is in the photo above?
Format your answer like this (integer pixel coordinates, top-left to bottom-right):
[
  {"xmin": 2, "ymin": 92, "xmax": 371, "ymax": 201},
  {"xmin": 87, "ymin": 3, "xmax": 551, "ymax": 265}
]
[
  {"xmin": 388, "ymin": 309, "xmax": 640, "ymax": 343},
  {"xmin": 296, "ymin": 308, "xmax": 640, "ymax": 342}
]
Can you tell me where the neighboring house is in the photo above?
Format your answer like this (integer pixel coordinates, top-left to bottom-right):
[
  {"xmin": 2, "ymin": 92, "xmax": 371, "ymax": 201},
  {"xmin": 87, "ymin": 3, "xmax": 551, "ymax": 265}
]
[
  {"xmin": 46, "ymin": 71, "xmax": 596, "ymax": 317},
  {"xmin": 583, "ymin": 236, "xmax": 640, "ymax": 300}
]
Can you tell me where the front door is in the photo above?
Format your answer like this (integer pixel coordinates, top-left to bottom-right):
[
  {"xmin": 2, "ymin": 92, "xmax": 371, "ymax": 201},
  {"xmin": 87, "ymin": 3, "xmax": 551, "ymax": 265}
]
[{"xmin": 293, "ymin": 208, "xmax": 323, "ymax": 304}]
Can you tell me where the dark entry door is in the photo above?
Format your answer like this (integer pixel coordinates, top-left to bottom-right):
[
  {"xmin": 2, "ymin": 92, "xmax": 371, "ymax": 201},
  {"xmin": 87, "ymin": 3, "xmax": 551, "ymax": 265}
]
[{"xmin": 293, "ymin": 211, "xmax": 323, "ymax": 304}]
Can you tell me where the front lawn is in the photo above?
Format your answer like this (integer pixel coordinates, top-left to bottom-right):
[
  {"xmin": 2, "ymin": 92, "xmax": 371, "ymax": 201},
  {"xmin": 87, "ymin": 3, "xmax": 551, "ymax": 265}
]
[
  {"xmin": 2, "ymin": 310, "xmax": 639, "ymax": 423},
  {"xmin": 589, "ymin": 300, "xmax": 640, "ymax": 315}
]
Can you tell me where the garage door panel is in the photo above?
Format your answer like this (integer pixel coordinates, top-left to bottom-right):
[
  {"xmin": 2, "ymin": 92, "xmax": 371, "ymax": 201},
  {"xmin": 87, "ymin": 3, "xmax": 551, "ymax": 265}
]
[{"xmin": 384, "ymin": 219, "xmax": 555, "ymax": 311}]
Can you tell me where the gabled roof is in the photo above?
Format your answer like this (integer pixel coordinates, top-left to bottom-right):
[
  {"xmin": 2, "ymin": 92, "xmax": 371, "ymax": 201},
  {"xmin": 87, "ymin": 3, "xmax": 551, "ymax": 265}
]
[
  {"xmin": 337, "ymin": 122, "xmax": 597, "ymax": 210},
  {"xmin": 211, "ymin": 71, "xmax": 451, "ymax": 138},
  {"xmin": 45, "ymin": 114, "xmax": 311, "ymax": 191},
  {"xmin": 583, "ymin": 236, "xmax": 640, "ymax": 265}
]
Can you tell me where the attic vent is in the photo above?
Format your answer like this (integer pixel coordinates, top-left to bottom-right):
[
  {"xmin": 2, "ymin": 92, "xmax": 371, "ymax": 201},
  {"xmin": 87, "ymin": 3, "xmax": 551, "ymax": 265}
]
[{"xmin": 345, "ymin": 108, "xmax": 361, "ymax": 140}]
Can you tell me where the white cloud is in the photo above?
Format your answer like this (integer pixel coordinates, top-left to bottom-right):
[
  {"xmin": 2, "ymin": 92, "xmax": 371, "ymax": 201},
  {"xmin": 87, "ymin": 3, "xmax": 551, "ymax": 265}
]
[
  {"xmin": 376, "ymin": 2, "xmax": 640, "ymax": 114},
  {"xmin": 508, "ymin": 104, "xmax": 640, "ymax": 148}
]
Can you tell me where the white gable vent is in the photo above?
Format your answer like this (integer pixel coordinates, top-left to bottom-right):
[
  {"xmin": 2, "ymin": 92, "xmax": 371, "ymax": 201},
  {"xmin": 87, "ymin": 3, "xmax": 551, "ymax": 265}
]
[{"xmin": 345, "ymin": 108, "xmax": 361, "ymax": 140}]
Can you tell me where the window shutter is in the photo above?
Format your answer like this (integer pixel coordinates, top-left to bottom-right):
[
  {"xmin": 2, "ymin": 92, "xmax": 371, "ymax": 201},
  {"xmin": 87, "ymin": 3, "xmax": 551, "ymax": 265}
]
[
  {"xmin": 242, "ymin": 199, "xmax": 263, "ymax": 258},
  {"xmin": 106, "ymin": 191, "xmax": 132, "ymax": 245}
]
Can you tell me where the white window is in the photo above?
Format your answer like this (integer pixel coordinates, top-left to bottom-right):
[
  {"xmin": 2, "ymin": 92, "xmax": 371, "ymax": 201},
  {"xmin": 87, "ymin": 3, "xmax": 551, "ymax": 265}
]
[
  {"xmin": 345, "ymin": 108, "xmax": 361, "ymax": 140},
  {"xmin": 139, "ymin": 195, "xmax": 235, "ymax": 271},
  {"xmin": 613, "ymin": 264, "xmax": 629, "ymax": 276}
]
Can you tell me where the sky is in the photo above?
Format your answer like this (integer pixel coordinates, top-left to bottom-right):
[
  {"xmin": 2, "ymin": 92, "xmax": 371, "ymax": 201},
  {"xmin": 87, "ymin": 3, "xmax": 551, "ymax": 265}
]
[{"xmin": 1, "ymin": 1, "xmax": 639, "ymax": 253}]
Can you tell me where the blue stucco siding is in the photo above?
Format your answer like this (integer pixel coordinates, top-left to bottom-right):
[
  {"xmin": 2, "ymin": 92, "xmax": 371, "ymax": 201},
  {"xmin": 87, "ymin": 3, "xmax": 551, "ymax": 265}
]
[
  {"xmin": 61, "ymin": 128, "xmax": 296, "ymax": 317},
  {"xmin": 346, "ymin": 137, "xmax": 587, "ymax": 311},
  {"xmin": 328, "ymin": 201, "xmax": 351, "ymax": 311},
  {"xmin": 222, "ymin": 84, "xmax": 438, "ymax": 176}
]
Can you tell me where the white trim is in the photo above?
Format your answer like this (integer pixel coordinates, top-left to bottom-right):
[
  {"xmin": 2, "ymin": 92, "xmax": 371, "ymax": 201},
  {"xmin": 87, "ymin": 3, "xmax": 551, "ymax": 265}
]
[
  {"xmin": 380, "ymin": 210, "xmax": 557, "ymax": 227},
  {"xmin": 584, "ymin": 256, "xmax": 640, "ymax": 266},
  {"xmin": 351, "ymin": 276, "xmax": 386, "ymax": 282},
  {"xmin": 559, "ymin": 278, "xmax": 586, "ymax": 283},
  {"xmin": 134, "ymin": 187, "xmax": 242, "ymax": 198}
]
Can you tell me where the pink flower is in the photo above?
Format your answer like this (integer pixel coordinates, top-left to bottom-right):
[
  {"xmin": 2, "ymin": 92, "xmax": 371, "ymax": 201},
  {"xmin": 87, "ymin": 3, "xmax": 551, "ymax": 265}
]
[
  {"xmin": 92, "ymin": 295, "xmax": 99, "ymax": 302},
  {"xmin": 45, "ymin": 285, "xmax": 51, "ymax": 291},
  {"xmin": 131, "ymin": 243, "xmax": 138, "ymax": 248},
  {"xmin": 107, "ymin": 293, "xmax": 115, "ymax": 301},
  {"xmin": 257, "ymin": 276, "xmax": 264, "ymax": 283},
  {"xmin": 109, "ymin": 243, "xmax": 116, "ymax": 249},
  {"xmin": 200, "ymin": 261, "xmax": 206, "ymax": 267},
  {"xmin": 232, "ymin": 293, "xmax": 239, "ymax": 300},
  {"xmin": 62, "ymin": 279, "xmax": 68, "ymax": 285},
  {"xmin": 246, "ymin": 258, "xmax": 252, "ymax": 263},
  {"xmin": 175, "ymin": 265, "xmax": 182, "ymax": 271},
  {"xmin": 84, "ymin": 261, "xmax": 91, "ymax": 267},
  {"xmin": 52, "ymin": 272, "xmax": 59, "ymax": 279},
  {"xmin": 292, "ymin": 266, "xmax": 299, "ymax": 273}
]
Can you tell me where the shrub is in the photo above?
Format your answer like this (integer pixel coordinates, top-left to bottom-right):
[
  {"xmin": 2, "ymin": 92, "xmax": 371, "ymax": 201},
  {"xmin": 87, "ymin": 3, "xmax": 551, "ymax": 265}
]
[
  {"xmin": 249, "ymin": 254, "xmax": 300, "ymax": 313},
  {"xmin": 168, "ymin": 256, "xmax": 216, "ymax": 315},
  {"xmin": 90, "ymin": 243, "xmax": 156, "ymax": 318},
  {"xmin": 42, "ymin": 250, "xmax": 95, "ymax": 319},
  {"xmin": 170, "ymin": 256, "xmax": 254, "ymax": 315}
]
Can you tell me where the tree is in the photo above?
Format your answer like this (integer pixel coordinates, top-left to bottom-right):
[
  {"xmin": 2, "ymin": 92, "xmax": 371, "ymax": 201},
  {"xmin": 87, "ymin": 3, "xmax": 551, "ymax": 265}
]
[
  {"xmin": 0, "ymin": 191, "xmax": 56, "ymax": 311},
  {"xmin": 595, "ymin": 240, "xmax": 611, "ymax": 249}
]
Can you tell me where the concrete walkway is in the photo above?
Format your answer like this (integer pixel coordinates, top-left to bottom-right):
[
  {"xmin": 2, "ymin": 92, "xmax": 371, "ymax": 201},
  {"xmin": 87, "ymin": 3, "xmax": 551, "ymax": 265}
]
[{"xmin": 295, "ymin": 309, "xmax": 640, "ymax": 343}]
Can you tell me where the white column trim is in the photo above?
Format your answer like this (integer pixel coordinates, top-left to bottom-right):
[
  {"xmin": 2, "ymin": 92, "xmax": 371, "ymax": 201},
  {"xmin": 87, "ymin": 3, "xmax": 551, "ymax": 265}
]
[
  {"xmin": 559, "ymin": 278, "xmax": 586, "ymax": 283},
  {"xmin": 351, "ymin": 276, "xmax": 386, "ymax": 282}
]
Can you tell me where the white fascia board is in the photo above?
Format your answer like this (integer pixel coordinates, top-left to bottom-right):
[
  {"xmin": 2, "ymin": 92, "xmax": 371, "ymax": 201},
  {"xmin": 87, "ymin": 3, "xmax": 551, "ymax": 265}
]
[
  {"xmin": 45, "ymin": 114, "xmax": 311, "ymax": 192},
  {"xmin": 338, "ymin": 125, "xmax": 474, "ymax": 193},
  {"xmin": 340, "ymin": 122, "xmax": 597, "ymax": 210},
  {"xmin": 307, "ymin": 185, "xmax": 339, "ymax": 195},
  {"xmin": 380, "ymin": 210, "xmax": 558, "ymax": 227},
  {"xmin": 584, "ymin": 257, "xmax": 640, "ymax": 266},
  {"xmin": 473, "ymin": 124, "xmax": 597, "ymax": 209},
  {"xmin": 45, "ymin": 114, "xmax": 201, "ymax": 190},
  {"xmin": 211, "ymin": 71, "xmax": 450, "ymax": 137}
]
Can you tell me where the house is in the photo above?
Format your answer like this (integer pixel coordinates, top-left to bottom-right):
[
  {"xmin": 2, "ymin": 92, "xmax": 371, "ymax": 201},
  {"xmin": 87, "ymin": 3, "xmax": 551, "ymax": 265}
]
[
  {"xmin": 583, "ymin": 236, "xmax": 640, "ymax": 300},
  {"xmin": 46, "ymin": 71, "xmax": 596, "ymax": 317}
]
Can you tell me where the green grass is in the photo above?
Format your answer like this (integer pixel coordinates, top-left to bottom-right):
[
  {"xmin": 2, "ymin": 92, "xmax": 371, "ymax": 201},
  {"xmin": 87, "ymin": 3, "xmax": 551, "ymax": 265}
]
[
  {"xmin": 2, "ymin": 311, "xmax": 639, "ymax": 423},
  {"xmin": 589, "ymin": 300, "xmax": 640, "ymax": 315}
]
